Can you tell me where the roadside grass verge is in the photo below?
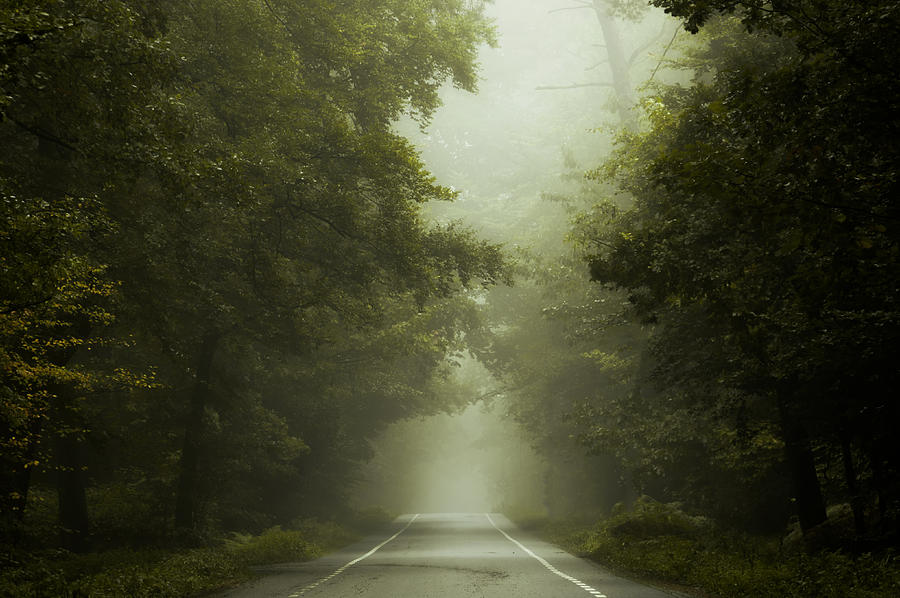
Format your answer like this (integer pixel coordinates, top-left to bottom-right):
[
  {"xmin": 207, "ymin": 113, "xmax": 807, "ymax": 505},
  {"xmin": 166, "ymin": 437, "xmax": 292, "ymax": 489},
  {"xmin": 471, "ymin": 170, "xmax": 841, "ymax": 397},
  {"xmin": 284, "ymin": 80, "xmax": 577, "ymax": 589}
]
[
  {"xmin": 509, "ymin": 498, "xmax": 900, "ymax": 598},
  {"xmin": 0, "ymin": 509, "xmax": 393, "ymax": 598}
]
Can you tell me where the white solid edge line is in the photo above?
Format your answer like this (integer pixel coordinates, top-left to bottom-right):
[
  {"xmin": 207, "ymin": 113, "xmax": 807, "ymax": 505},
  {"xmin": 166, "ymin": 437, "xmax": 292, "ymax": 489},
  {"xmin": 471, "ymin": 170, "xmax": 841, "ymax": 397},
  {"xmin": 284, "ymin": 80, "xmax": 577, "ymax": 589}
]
[
  {"xmin": 287, "ymin": 513, "xmax": 420, "ymax": 597},
  {"xmin": 485, "ymin": 513, "xmax": 607, "ymax": 598}
]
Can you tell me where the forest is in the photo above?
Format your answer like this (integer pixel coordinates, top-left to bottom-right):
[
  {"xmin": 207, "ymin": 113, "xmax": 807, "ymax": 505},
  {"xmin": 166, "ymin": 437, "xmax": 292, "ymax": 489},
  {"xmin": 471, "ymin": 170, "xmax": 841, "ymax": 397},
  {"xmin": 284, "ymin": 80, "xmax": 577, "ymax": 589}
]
[{"xmin": 1, "ymin": 1, "xmax": 899, "ymax": 597}]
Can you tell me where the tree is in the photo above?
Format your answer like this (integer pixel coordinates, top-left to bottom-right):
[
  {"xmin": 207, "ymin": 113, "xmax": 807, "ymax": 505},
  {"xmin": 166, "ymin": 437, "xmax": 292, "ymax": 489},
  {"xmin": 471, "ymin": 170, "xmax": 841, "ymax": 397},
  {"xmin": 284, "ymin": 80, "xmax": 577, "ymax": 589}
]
[
  {"xmin": 1, "ymin": 0, "xmax": 507, "ymax": 545},
  {"xmin": 1, "ymin": 0, "xmax": 178, "ymax": 547},
  {"xmin": 585, "ymin": 9, "xmax": 900, "ymax": 534},
  {"xmin": 539, "ymin": 1, "xmax": 675, "ymax": 126}
]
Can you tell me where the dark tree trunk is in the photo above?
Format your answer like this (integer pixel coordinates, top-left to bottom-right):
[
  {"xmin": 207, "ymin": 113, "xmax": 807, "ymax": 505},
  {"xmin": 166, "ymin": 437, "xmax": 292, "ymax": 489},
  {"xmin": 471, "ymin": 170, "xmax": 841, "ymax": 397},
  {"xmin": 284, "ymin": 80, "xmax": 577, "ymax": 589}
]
[
  {"xmin": 50, "ymin": 383, "xmax": 92, "ymax": 552},
  {"xmin": 870, "ymin": 450, "xmax": 888, "ymax": 522},
  {"xmin": 0, "ymin": 454, "xmax": 32, "ymax": 543},
  {"xmin": 776, "ymin": 394, "xmax": 827, "ymax": 532},
  {"xmin": 840, "ymin": 433, "xmax": 867, "ymax": 535},
  {"xmin": 1, "ymin": 403, "xmax": 44, "ymax": 540},
  {"xmin": 45, "ymin": 314, "xmax": 93, "ymax": 552},
  {"xmin": 55, "ymin": 433, "xmax": 90, "ymax": 552},
  {"xmin": 174, "ymin": 331, "xmax": 219, "ymax": 531}
]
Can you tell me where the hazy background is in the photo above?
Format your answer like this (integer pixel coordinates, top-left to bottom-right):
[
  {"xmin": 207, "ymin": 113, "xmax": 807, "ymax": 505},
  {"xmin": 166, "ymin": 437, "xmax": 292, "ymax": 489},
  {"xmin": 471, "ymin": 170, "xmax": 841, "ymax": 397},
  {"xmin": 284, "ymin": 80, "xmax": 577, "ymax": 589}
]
[{"xmin": 356, "ymin": 0, "xmax": 675, "ymax": 516}]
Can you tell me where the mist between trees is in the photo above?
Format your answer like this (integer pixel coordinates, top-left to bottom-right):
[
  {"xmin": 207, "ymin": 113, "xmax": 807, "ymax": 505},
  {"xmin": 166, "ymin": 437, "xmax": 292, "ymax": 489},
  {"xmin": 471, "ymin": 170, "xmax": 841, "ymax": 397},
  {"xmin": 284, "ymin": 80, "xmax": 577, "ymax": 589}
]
[{"xmin": 2, "ymin": 0, "xmax": 899, "ymax": 576}]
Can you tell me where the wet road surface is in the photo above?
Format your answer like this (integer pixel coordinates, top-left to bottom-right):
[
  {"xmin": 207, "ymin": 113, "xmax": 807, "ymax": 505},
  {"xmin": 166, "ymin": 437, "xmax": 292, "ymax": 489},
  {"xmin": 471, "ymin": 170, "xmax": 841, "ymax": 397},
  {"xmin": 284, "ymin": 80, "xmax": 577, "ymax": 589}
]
[{"xmin": 216, "ymin": 513, "xmax": 677, "ymax": 598}]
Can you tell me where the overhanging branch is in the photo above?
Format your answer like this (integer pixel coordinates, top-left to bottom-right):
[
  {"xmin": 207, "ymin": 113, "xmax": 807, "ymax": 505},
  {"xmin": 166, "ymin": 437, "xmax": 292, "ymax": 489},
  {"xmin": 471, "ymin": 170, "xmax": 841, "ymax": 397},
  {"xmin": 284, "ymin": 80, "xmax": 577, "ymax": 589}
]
[{"xmin": 536, "ymin": 82, "xmax": 614, "ymax": 90}]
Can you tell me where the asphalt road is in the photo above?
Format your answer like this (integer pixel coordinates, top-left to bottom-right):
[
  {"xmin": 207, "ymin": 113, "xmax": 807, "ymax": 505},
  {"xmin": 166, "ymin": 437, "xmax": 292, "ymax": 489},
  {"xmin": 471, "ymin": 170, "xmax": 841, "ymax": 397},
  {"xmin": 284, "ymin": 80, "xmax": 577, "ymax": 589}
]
[{"xmin": 216, "ymin": 513, "xmax": 676, "ymax": 598}]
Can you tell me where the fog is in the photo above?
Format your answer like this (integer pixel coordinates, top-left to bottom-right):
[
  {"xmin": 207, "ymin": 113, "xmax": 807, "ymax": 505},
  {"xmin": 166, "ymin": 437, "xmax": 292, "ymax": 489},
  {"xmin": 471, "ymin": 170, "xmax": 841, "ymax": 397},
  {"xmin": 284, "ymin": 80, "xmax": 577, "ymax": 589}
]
[
  {"xmin": 6, "ymin": 2, "xmax": 897, "ymax": 591},
  {"xmin": 397, "ymin": 0, "xmax": 672, "ymax": 245},
  {"xmin": 358, "ymin": 0, "xmax": 674, "ymax": 515},
  {"xmin": 356, "ymin": 399, "xmax": 546, "ymax": 514}
]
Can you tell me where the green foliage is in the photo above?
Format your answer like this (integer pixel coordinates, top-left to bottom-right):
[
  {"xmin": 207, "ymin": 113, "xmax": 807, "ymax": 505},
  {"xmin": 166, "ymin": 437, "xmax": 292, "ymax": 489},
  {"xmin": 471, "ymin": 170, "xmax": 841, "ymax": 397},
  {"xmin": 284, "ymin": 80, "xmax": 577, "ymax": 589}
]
[
  {"xmin": 0, "ymin": 547, "xmax": 243, "ymax": 598},
  {"xmin": 604, "ymin": 496, "xmax": 710, "ymax": 539},
  {"xmin": 337, "ymin": 506, "xmax": 395, "ymax": 533},
  {"xmin": 225, "ymin": 526, "xmax": 322, "ymax": 567},
  {"xmin": 548, "ymin": 501, "xmax": 900, "ymax": 598},
  {"xmin": 85, "ymin": 481, "xmax": 173, "ymax": 548},
  {"xmin": 1, "ymin": 0, "xmax": 506, "ymax": 546},
  {"xmin": 580, "ymin": 1, "xmax": 900, "ymax": 535},
  {"xmin": 0, "ymin": 518, "xmax": 363, "ymax": 597},
  {"xmin": 652, "ymin": 0, "xmax": 900, "ymax": 56}
]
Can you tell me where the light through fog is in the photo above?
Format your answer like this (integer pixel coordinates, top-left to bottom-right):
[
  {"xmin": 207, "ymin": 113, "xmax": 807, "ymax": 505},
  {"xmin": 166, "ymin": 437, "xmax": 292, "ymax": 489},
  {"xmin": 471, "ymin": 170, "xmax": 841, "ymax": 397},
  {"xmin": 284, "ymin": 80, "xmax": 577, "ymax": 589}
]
[
  {"xmin": 7, "ymin": 0, "xmax": 895, "ymax": 593},
  {"xmin": 359, "ymin": 406, "xmax": 504, "ymax": 513},
  {"xmin": 362, "ymin": 0, "xmax": 671, "ymax": 516},
  {"xmin": 399, "ymin": 406, "xmax": 495, "ymax": 513},
  {"xmin": 355, "ymin": 357, "xmax": 547, "ymax": 515}
]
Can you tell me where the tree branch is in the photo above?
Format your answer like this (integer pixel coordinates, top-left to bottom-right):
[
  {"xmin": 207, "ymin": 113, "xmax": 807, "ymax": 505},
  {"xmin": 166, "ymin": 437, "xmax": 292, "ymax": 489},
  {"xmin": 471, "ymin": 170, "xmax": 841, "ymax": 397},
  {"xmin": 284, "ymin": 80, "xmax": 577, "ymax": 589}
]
[
  {"xmin": 8, "ymin": 116, "xmax": 80, "ymax": 154},
  {"xmin": 628, "ymin": 21, "xmax": 670, "ymax": 67},
  {"xmin": 1, "ymin": 295, "xmax": 54, "ymax": 314},
  {"xmin": 585, "ymin": 59, "xmax": 610, "ymax": 71},
  {"xmin": 648, "ymin": 29, "xmax": 679, "ymax": 83},
  {"xmin": 536, "ymin": 82, "xmax": 614, "ymax": 90},
  {"xmin": 262, "ymin": 0, "xmax": 297, "ymax": 39},
  {"xmin": 549, "ymin": 2, "xmax": 593, "ymax": 14}
]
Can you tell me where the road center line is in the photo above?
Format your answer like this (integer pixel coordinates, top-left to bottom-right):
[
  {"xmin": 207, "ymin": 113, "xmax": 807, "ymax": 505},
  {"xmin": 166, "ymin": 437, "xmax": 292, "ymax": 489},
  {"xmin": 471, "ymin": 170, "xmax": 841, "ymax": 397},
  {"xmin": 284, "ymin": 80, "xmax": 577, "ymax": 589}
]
[
  {"xmin": 486, "ymin": 513, "xmax": 607, "ymax": 598},
  {"xmin": 287, "ymin": 513, "xmax": 420, "ymax": 597}
]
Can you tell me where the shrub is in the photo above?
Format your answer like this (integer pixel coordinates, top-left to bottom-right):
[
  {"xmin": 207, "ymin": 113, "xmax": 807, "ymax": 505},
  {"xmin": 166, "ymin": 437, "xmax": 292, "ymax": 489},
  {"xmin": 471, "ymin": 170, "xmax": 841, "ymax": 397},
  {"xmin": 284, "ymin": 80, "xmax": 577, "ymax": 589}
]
[
  {"xmin": 535, "ymin": 499, "xmax": 900, "ymax": 598},
  {"xmin": 226, "ymin": 527, "xmax": 321, "ymax": 566},
  {"xmin": 604, "ymin": 496, "xmax": 709, "ymax": 539},
  {"xmin": 0, "ymin": 518, "xmax": 360, "ymax": 597},
  {"xmin": 345, "ymin": 506, "xmax": 394, "ymax": 532}
]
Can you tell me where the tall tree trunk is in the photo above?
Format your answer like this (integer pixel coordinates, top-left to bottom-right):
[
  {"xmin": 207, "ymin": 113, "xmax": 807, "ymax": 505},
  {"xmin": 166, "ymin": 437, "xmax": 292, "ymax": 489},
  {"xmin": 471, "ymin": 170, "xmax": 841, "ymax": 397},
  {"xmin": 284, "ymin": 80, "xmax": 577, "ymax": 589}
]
[
  {"xmin": 776, "ymin": 393, "xmax": 827, "ymax": 532},
  {"xmin": 0, "ymin": 446, "xmax": 34, "ymax": 543},
  {"xmin": 50, "ymin": 385, "xmax": 92, "ymax": 551},
  {"xmin": 174, "ymin": 331, "xmax": 219, "ymax": 531},
  {"xmin": 1, "ymin": 402, "xmax": 44, "ymax": 541},
  {"xmin": 46, "ymin": 314, "xmax": 93, "ymax": 552},
  {"xmin": 55, "ymin": 432, "xmax": 90, "ymax": 552},
  {"xmin": 592, "ymin": 1, "xmax": 636, "ymax": 126},
  {"xmin": 869, "ymin": 448, "xmax": 887, "ymax": 522},
  {"xmin": 33, "ymin": 122, "xmax": 93, "ymax": 550},
  {"xmin": 840, "ymin": 432, "xmax": 867, "ymax": 535}
]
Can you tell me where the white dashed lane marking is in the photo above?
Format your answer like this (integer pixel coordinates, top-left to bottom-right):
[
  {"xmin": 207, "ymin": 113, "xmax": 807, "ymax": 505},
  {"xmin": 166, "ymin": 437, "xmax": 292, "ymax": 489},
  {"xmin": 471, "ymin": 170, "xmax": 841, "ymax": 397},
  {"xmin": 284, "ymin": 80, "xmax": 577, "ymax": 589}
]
[
  {"xmin": 287, "ymin": 514, "xmax": 420, "ymax": 597},
  {"xmin": 486, "ymin": 513, "xmax": 608, "ymax": 598}
]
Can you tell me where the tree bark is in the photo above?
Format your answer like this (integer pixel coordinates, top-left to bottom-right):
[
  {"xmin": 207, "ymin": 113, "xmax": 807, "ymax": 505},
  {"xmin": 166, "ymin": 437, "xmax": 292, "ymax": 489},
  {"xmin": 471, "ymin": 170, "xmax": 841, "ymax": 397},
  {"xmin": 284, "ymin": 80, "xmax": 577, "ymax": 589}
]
[
  {"xmin": 0, "ymin": 443, "xmax": 35, "ymax": 543},
  {"xmin": 46, "ymin": 314, "xmax": 93, "ymax": 552},
  {"xmin": 174, "ymin": 331, "xmax": 220, "ymax": 531},
  {"xmin": 55, "ymin": 432, "xmax": 90, "ymax": 552},
  {"xmin": 592, "ymin": 1, "xmax": 636, "ymax": 126},
  {"xmin": 1, "ymin": 398, "xmax": 44, "ymax": 538},
  {"xmin": 776, "ymin": 393, "xmax": 827, "ymax": 532},
  {"xmin": 840, "ymin": 433, "xmax": 867, "ymax": 535}
]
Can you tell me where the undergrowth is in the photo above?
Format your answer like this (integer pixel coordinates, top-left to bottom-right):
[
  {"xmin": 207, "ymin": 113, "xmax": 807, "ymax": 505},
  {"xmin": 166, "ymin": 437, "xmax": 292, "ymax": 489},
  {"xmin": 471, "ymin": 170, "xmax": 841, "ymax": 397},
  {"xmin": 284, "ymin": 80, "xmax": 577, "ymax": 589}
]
[
  {"xmin": 0, "ymin": 508, "xmax": 392, "ymax": 598},
  {"xmin": 516, "ymin": 497, "xmax": 900, "ymax": 598}
]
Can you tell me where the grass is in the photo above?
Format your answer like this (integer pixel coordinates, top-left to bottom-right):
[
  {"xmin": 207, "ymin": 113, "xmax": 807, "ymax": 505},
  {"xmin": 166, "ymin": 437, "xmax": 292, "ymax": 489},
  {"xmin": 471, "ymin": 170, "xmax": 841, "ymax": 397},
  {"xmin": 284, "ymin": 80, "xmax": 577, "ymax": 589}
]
[
  {"xmin": 510, "ymin": 498, "xmax": 900, "ymax": 598},
  {"xmin": 0, "ymin": 508, "xmax": 394, "ymax": 598},
  {"xmin": 1, "ymin": 545, "xmax": 246, "ymax": 598}
]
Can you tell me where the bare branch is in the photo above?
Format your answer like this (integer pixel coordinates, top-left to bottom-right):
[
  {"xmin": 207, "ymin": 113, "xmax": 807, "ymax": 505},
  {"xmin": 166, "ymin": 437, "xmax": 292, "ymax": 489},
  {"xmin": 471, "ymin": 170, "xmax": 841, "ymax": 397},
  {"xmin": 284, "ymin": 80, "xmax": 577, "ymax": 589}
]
[
  {"xmin": 536, "ymin": 82, "xmax": 614, "ymax": 91},
  {"xmin": 628, "ymin": 21, "xmax": 670, "ymax": 67},
  {"xmin": 263, "ymin": 0, "xmax": 296, "ymax": 38},
  {"xmin": 648, "ymin": 29, "xmax": 679, "ymax": 83},
  {"xmin": 9, "ymin": 117, "xmax": 80, "ymax": 154},
  {"xmin": 548, "ymin": 1, "xmax": 593, "ymax": 14},
  {"xmin": 1, "ymin": 296, "xmax": 54, "ymax": 314}
]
